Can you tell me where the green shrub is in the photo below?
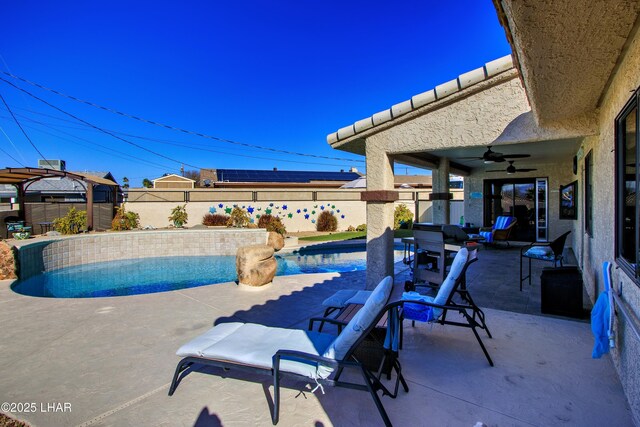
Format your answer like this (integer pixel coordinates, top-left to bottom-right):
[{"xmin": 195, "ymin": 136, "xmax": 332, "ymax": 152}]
[
  {"xmin": 316, "ymin": 211, "xmax": 338, "ymax": 232},
  {"xmin": 53, "ymin": 207, "xmax": 87, "ymax": 235},
  {"xmin": 202, "ymin": 213, "xmax": 230, "ymax": 226},
  {"xmin": 169, "ymin": 205, "xmax": 188, "ymax": 227},
  {"xmin": 394, "ymin": 204, "xmax": 414, "ymax": 230},
  {"xmin": 257, "ymin": 214, "xmax": 287, "ymax": 235},
  {"xmin": 347, "ymin": 225, "xmax": 356, "ymax": 232},
  {"xmin": 356, "ymin": 224, "xmax": 367, "ymax": 232},
  {"xmin": 227, "ymin": 207, "xmax": 250, "ymax": 228},
  {"xmin": 111, "ymin": 206, "xmax": 140, "ymax": 231}
]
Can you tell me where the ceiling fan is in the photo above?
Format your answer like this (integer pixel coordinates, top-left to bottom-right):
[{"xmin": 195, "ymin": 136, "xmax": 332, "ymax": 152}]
[
  {"xmin": 487, "ymin": 161, "xmax": 537, "ymax": 174},
  {"xmin": 457, "ymin": 146, "xmax": 531, "ymax": 164}
]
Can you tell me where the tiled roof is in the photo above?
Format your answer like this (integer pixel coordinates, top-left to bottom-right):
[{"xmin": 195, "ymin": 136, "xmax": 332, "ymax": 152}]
[
  {"xmin": 327, "ymin": 55, "xmax": 514, "ymax": 144},
  {"xmin": 214, "ymin": 169, "xmax": 361, "ymax": 183}
]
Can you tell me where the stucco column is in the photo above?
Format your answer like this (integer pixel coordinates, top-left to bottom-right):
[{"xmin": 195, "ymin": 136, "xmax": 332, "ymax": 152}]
[
  {"xmin": 363, "ymin": 138, "xmax": 397, "ymax": 290},
  {"xmin": 432, "ymin": 157, "xmax": 451, "ymax": 224}
]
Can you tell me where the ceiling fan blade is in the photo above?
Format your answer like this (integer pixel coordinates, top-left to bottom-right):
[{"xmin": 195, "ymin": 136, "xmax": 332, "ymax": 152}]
[
  {"xmin": 516, "ymin": 168, "xmax": 537, "ymax": 172},
  {"xmin": 455, "ymin": 156, "xmax": 484, "ymax": 160},
  {"xmin": 502, "ymin": 154, "xmax": 531, "ymax": 159},
  {"xmin": 486, "ymin": 170, "xmax": 504, "ymax": 173}
]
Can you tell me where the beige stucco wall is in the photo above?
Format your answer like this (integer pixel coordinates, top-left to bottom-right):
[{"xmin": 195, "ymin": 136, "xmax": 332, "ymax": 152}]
[
  {"xmin": 464, "ymin": 157, "xmax": 575, "ymax": 244},
  {"xmin": 125, "ymin": 188, "xmax": 461, "ymax": 232},
  {"xmin": 569, "ymin": 25, "xmax": 640, "ymax": 424},
  {"xmin": 367, "ymin": 75, "xmax": 531, "ymax": 154}
]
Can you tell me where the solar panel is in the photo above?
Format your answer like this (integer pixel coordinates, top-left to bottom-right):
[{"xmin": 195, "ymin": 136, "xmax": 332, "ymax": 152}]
[{"xmin": 215, "ymin": 169, "xmax": 360, "ymax": 183}]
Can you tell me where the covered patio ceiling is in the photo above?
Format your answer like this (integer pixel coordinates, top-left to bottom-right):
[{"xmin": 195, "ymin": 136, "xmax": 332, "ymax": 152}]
[
  {"xmin": 395, "ymin": 138, "xmax": 582, "ymax": 174},
  {"xmin": 495, "ymin": 0, "xmax": 640, "ymax": 124}
]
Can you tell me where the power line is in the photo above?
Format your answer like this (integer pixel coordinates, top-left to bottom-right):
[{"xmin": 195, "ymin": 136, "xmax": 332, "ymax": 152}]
[
  {"xmin": 0, "ymin": 108, "xmax": 358, "ymax": 168},
  {"xmin": 0, "ymin": 77, "xmax": 203, "ymax": 169},
  {"xmin": 0, "ymin": 145, "xmax": 23, "ymax": 166},
  {"xmin": 0, "ymin": 115, "xmax": 178, "ymax": 172},
  {"xmin": 0, "ymin": 71, "xmax": 365, "ymax": 163},
  {"xmin": 0, "ymin": 125, "xmax": 28, "ymax": 164},
  {"xmin": 0, "ymin": 91, "xmax": 56, "ymax": 169}
]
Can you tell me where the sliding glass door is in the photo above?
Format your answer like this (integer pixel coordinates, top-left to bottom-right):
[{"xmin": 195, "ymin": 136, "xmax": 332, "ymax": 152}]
[{"xmin": 483, "ymin": 177, "xmax": 548, "ymax": 242}]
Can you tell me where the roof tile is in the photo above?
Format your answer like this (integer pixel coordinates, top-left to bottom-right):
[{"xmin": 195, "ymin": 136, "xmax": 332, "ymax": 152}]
[
  {"xmin": 354, "ymin": 117, "xmax": 374, "ymax": 133},
  {"xmin": 458, "ymin": 67, "xmax": 486, "ymax": 89},
  {"xmin": 485, "ymin": 55, "xmax": 513, "ymax": 77},
  {"xmin": 411, "ymin": 89, "xmax": 437, "ymax": 108},
  {"xmin": 372, "ymin": 109, "xmax": 392, "ymax": 126},
  {"xmin": 435, "ymin": 78, "xmax": 460, "ymax": 99},
  {"xmin": 337, "ymin": 124, "xmax": 356, "ymax": 139},
  {"xmin": 391, "ymin": 100, "xmax": 413, "ymax": 118}
]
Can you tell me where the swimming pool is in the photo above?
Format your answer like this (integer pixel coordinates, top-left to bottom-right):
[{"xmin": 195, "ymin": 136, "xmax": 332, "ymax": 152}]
[{"xmin": 12, "ymin": 245, "xmax": 405, "ymax": 298}]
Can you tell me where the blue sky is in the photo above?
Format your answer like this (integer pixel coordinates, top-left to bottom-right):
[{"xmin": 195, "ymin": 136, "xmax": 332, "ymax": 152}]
[{"xmin": 0, "ymin": 1, "xmax": 510, "ymax": 186}]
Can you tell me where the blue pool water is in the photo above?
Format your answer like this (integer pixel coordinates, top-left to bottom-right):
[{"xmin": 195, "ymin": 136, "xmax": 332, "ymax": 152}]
[{"xmin": 12, "ymin": 245, "xmax": 405, "ymax": 298}]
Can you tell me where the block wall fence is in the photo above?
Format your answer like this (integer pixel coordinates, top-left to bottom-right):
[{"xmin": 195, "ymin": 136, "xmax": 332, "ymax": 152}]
[{"xmin": 124, "ymin": 188, "xmax": 464, "ymax": 231}]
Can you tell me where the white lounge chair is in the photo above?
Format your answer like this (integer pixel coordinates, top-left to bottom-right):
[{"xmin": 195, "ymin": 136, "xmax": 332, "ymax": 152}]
[{"xmin": 169, "ymin": 276, "xmax": 407, "ymax": 426}]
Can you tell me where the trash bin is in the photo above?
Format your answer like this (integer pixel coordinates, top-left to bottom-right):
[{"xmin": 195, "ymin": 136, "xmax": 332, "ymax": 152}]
[{"xmin": 540, "ymin": 266, "xmax": 584, "ymax": 318}]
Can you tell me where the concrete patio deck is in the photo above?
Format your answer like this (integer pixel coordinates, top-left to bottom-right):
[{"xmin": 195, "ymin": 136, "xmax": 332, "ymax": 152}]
[{"xmin": 0, "ymin": 246, "xmax": 632, "ymax": 426}]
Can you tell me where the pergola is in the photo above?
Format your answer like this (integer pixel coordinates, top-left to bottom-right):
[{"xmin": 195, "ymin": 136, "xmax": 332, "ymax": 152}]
[{"xmin": 0, "ymin": 167, "xmax": 119, "ymax": 230}]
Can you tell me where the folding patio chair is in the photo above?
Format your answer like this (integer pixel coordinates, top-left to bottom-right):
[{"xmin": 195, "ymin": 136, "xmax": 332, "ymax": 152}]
[
  {"xmin": 401, "ymin": 247, "xmax": 494, "ymax": 366},
  {"xmin": 520, "ymin": 231, "xmax": 571, "ymax": 291},
  {"xmin": 169, "ymin": 276, "xmax": 408, "ymax": 426}
]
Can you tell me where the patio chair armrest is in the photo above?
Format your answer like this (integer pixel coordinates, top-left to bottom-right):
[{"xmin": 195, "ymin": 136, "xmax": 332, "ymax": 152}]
[
  {"xmin": 273, "ymin": 350, "xmax": 341, "ymax": 371},
  {"xmin": 308, "ymin": 316, "xmax": 347, "ymax": 332},
  {"xmin": 479, "ymin": 227, "xmax": 492, "ymax": 232},
  {"xmin": 402, "ymin": 299, "xmax": 465, "ymax": 314}
]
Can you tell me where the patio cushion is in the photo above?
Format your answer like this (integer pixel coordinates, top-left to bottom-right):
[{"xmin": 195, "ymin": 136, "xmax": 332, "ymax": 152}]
[
  {"xmin": 176, "ymin": 322, "xmax": 244, "ymax": 357},
  {"xmin": 479, "ymin": 230, "xmax": 494, "ymax": 242},
  {"xmin": 186, "ymin": 322, "xmax": 336, "ymax": 379},
  {"xmin": 433, "ymin": 248, "xmax": 468, "ymax": 305},
  {"xmin": 322, "ymin": 290, "xmax": 372, "ymax": 309},
  {"xmin": 346, "ymin": 290, "xmax": 373, "ymax": 305},
  {"xmin": 495, "ymin": 216, "xmax": 515, "ymax": 230},
  {"xmin": 322, "ymin": 276, "xmax": 393, "ymax": 362},
  {"xmin": 524, "ymin": 245, "xmax": 555, "ymax": 261},
  {"xmin": 322, "ymin": 289, "xmax": 358, "ymax": 309}
]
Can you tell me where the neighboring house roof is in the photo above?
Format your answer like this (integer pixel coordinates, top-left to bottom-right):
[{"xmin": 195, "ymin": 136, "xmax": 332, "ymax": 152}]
[
  {"xmin": 26, "ymin": 171, "xmax": 117, "ymax": 192},
  {"xmin": 153, "ymin": 174, "xmax": 196, "ymax": 183},
  {"xmin": 0, "ymin": 184, "xmax": 16, "ymax": 198},
  {"xmin": 340, "ymin": 175, "xmax": 440, "ymax": 189},
  {"xmin": 327, "ymin": 55, "xmax": 514, "ymax": 145},
  {"xmin": 213, "ymin": 169, "xmax": 362, "ymax": 183}
]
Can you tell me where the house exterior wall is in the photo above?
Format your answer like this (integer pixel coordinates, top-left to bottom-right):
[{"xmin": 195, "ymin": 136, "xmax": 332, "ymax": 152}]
[
  {"xmin": 369, "ymin": 75, "xmax": 531, "ymax": 155},
  {"xmin": 570, "ymin": 28, "xmax": 640, "ymax": 424},
  {"xmin": 154, "ymin": 181, "xmax": 193, "ymax": 189}
]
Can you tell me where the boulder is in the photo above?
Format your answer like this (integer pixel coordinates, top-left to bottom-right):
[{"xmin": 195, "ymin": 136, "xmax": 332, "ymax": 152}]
[
  {"xmin": 0, "ymin": 242, "xmax": 17, "ymax": 280},
  {"xmin": 236, "ymin": 244, "xmax": 277, "ymax": 287},
  {"xmin": 267, "ymin": 231, "xmax": 285, "ymax": 252}
]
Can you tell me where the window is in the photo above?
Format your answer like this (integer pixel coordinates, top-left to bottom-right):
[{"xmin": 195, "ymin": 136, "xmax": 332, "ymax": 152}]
[
  {"xmin": 585, "ymin": 150, "xmax": 593, "ymax": 236},
  {"xmin": 616, "ymin": 90, "xmax": 639, "ymax": 278}
]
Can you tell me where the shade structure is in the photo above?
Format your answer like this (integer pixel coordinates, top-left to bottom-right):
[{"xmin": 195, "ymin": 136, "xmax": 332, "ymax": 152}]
[{"xmin": 340, "ymin": 176, "xmax": 367, "ymax": 188}]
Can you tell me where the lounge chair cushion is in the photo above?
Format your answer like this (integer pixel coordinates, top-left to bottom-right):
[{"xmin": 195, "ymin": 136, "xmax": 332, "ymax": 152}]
[
  {"xmin": 322, "ymin": 290, "xmax": 358, "ymax": 309},
  {"xmin": 322, "ymin": 276, "xmax": 393, "ymax": 362},
  {"xmin": 177, "ymin": 322, "xmax": 336, "ymax": 379},
  {"xmin": 432, "ymin": 248, "xmax": 469, "ymax": 318},
  {"xmin": 524, "ymin": 245, "xmax": 555, "ymax": 261},
  {"xmin": 176, "ymin": 322, "xmax": 244, "ymax": 357},
  {"xmin": 321, "ymin": 289, "xmax": 372, "ymax": 309}
]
